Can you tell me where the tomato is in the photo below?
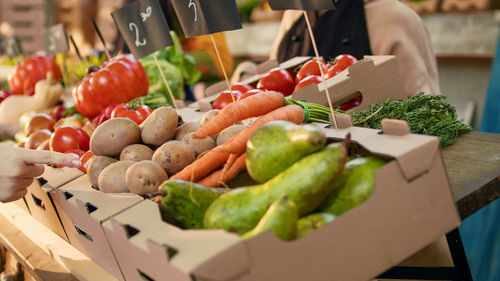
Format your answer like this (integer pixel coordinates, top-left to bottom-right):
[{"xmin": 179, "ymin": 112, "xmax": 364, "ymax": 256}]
[
  {"xmin": 231, "ymin": 83, "xmax": 254, "ymax": 94},
  {"xmin": 72, "ymin": 54, "xmax": 149, "ymax": 118},
  {"xmin": 294, "ymin": 75, "xmax": 323, "ymax": 91},
  {"xmin": 238, "ymin": 89, "xmax": 264, "ymax": 101},
  {"xmin": 65, "ymin": 148, "xmax": 85, "ymax": 156},
  {"xmin": 295, "ymin": 59, "xmax": 327, "ymax": 84},
  {"xmin": 8, "ymin": 54, "xmax": 62, "ymax": 96},
  {"xmin": 333, "ymin": 54, "xmax": 358, "ymax": 71},
  {"xmin": 78, "ymin": 150, "xmax": 94, "ymax": 173},
  {"xmin": 325, "ymin": 64, "xmax": 343, "ymax": 80},
  {"xmin": 111, "ymin": 104, "xmax": 152, "ymax": 125},
  {"xmin": 50, "ymin": 126, "xmax": 90, "ymax": 153},
  {"xmin": 339, "ymin": 96, "xmax": 363, "ymax": 111},
  {"xmin": 257, "ymin": 68, "xmax": 295, "ymax": 96},
  {"xmin": 50, "ymin": 105, "xmax": 66, "ymax": 121},
  {"xmin": 212, "ymin": 90, "xmax": 243, "ymax": 110}
]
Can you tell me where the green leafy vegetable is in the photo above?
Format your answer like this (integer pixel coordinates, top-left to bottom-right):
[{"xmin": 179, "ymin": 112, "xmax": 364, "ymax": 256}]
[
  {"xmin": 351, "ymin": 93, "xmax": 472, "ymax": 146},
  {"xmin": 141, "ymin": 59, "xmax": 185, "ymax": 103},
  {"xmin": 128, "ymin": 92, "xmax": 172, "ymax": 109}
]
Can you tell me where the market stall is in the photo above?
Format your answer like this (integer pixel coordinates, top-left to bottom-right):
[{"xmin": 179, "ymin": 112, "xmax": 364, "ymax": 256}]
[{"xmin": 0, "ymin": 1, "xmax": 499, "ymax": 281}]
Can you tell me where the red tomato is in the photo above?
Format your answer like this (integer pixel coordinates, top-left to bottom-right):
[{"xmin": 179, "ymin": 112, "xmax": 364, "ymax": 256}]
[
  {"xmin": 212, "ymin": 90, "xmax": 243, "ymax": 110},
  {"xmin": 238, "ymin": 89, "xmax": 264, "ymax": 101},
  {"xmin": 231, "ymin": 83, "xmax": 254, "ymax": 94},
  {"xmin": 72, "ymin": 54, "xmax": 149, "ymax": 118},
  {"xmin": 295, "ymin": 59, "xmax": 327, "ymax": 84},
  {"xmin": 50, "ymin": 126, "xmax": 90, "ymax": 153},
  {"xmin": 257, "ymin": 68, "xmax": 295, "ymax": 96},
  {"xmin": 294, "ymin": 75, "xmax": 323, "ymax": 91},
  {"xmin": 333, "ymin": 54, "xmax": 358, "ymax": 71},
  {"xmin": 8, "ymin": 54, "xmax": 62, "ymax": 95},
  {"xmin": 339, "ymin": 96, "xmax": 363, "ymax": 111},
  {"xmin": 50, "ymin": 105, "xmax": 66, "ymax": 121},
  {"xmin": 325, "ymin": 64, "xmax": 343, "ymax": 80},
  {"xmin": 111, "ymin": 104, "xmax": 152, "ymax": 125},
  {"xmin": 79, "ymin": 151, "xmax": 94, "ymax": 173}
]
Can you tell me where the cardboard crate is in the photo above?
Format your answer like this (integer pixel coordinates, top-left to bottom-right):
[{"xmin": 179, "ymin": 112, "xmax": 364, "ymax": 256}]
[
  {"xmin": 101, "ymin": 122, "xmax": 460, "ymax": 281},
  {"xmin": 194, "ymin": 56, "xmax": 407, "ymax": 113},
  {"xmin": 292, "ymin": 55, "xmax": 408, "ymax": 113},
  {"xmin": 50, "ymin": 175, "xmax": 143, "ymax": 281},
  {"xmin": 25, "ymin": 166, "xmax": 83, "ymax": 241}
]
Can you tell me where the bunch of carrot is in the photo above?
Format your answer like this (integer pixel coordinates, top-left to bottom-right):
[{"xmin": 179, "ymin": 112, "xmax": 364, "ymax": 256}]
[{"xmin": 170, "ymin": 91, "xmax": 306, "ymax": 187}]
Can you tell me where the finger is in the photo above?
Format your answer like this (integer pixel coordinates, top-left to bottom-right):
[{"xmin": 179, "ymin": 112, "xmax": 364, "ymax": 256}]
[
  {"xmin": 21, "ymin": 149, "xmax": 81, "ymax": 168},
  {"xmin": 19, "ymin": 163, "xmax": 45, "ymax": 178},
  {"xmin": 14, "ymin": 177, "xmax": 35, "ymax": 191}
]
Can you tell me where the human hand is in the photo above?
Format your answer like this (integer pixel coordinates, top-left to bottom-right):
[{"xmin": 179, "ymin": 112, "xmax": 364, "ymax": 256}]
[{"xmin": 0, "ymin": 146, "xmax": 81, "ymax": 203}]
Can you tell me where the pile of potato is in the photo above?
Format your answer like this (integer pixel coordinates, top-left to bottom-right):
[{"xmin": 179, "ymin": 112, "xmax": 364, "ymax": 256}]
[{"xmin": 86, "ymin": 107, "xmax": 246, "ymax": 196}]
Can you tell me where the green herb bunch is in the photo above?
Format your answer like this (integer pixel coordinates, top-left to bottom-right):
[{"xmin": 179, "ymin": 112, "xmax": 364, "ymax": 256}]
[{"xmin": 351, "ymin": 93, "xmax": 472, "ymax": 146}]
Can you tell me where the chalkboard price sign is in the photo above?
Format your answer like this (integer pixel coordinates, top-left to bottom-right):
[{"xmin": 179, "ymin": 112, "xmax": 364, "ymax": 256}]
[
  {"xmin": 267, "ymin": 0, "xmax": 336, "ymax": 11},
  {"xmin": 4, "ymin": 36, "xmax": 23, "ymax": 58},
  {"xmin": 42, "ymin": 24, "xmax": 69, "ymax": 55},
  {"xmin": 111, "ymin": 0, "xmax": 173, "ymax": 59},
  {"xmin": 170, "ymin": 0, "xmax": 242, "ymax": 38}
]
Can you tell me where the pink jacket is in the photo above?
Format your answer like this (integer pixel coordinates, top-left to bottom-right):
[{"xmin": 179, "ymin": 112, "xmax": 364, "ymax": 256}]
[{"xmin": 269, "ymin": 0, "xmax": 440, "ymax": 96}]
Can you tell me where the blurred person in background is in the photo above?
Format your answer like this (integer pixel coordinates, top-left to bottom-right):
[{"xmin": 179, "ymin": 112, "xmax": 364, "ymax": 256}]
[{"xmin": 269, "ymin": 0, "xmax": 440, "ymax": 97}]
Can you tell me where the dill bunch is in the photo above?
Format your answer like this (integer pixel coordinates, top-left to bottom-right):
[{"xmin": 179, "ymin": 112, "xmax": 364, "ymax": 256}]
[{"xmin": 351, "ymin": 93, "xmax": 472, "ymax": 146}]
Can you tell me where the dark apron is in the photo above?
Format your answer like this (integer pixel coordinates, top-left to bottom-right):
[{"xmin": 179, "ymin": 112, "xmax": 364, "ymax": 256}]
[{"xmin": 277, "ymin": 0, "xmax": 372, "ymax": 63}]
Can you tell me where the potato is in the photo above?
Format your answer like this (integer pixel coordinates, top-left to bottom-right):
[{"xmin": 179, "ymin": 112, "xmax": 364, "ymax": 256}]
[
  {"xmin": 98, "ymin": 161, "xmax": 135, "ymax": 193},
  {"xmin": 126, "ymin": 160, "xmax": 168, "ymax": 195},
  {"xmin": 174, "ymin": 121, "xmax": 200, "ymax": 141},
  {"xmin": 90, "ymin": 118, "xmax": 141, "ymax": 156},
  {"xmin": 87, "ymin": 156, "xmax": 118, "ymax": 189},
  {"xmin": 182, "ymin": 132, "xmax": 216, "ymax": 156},
  {"xmin": 216, "ymin": 124, "xmax": 247, "ymax": 146},
  {"xmin": 120, "ymin": 144, "xmax": 154, "ymax": 161},
  {"xmin": 141, "ymin": 107, "xmax": 178, "ymax": 146},
  {"xmin": 200, "ymin": 109, "xmax": 220, "ymax": 126},
  {"xmin": 152, "ymin": 140, "xmax": 195, "ymax": 175}
]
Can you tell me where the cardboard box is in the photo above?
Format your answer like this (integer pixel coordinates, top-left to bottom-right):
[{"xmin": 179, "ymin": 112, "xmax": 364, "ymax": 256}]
[
  {"xmin": 25, "ymin": 166, "xmax": 83, "ymax": 241},
  {"xmin": 101, "ymin": 124, "xmax": 460, "ymax": 281},
  {"xmin": 292, "ymin": 55, "xmax": 408, "ymax": 113},
  {"xmin": 50, "ymin": 175, "xmax": 143, "ymax": 281},
  {"xmin": 191, "ymin": 56, "xmax": 311, "ymax": 110},
  {"xmin": 193, "ymin": 56, "xmax": 407, "ymax": 115}
]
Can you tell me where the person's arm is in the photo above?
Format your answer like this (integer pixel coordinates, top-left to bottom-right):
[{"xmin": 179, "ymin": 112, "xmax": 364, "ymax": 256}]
[
  {"xmin": 0, "ymin": 122, "xmax": 21, "ymax": 140},
  {"xmin": 0, "ymin": 147, "xmax": 80, "ymax": 203},
  {"xmin": 365, "ymin": 0, "xmax": 440, "ymax": 96}
]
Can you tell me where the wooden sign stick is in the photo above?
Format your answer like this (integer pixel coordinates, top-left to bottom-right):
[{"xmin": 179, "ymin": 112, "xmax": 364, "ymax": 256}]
[
  {"xmin": 91, "ymin": 18, "xmax": 112, "ymax": 60},
  {"xmin": 209, "ymin": 34, "xmax": 236, "ymax": 102},
  {"xmin": 303, "ymin": 11, "xmax": 338, "ymax": 129},
  {"xmin": 69, "ymin": 34, "xmax": 83, "ymax": 62},
  {"xmin": 152, "ymin": 53, "xmax": 178, "ymax": 110}
]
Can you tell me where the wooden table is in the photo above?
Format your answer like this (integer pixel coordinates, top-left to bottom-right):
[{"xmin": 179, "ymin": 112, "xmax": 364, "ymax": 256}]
[
  {"xmin": 0, "ymin": 132, "xmax": 499, "ymax": 281},
  {"xmin": 442, "ymin": 132, "xmax": 500, "ymax": 219}
]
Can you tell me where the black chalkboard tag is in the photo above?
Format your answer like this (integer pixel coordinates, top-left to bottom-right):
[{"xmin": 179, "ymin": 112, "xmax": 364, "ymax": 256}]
[
  {"xmin": 5, "ymin": 36, "xmax": 23, "ymax": 58},
  {"xmin": 111, "ymin": 0, "xmax": 173, "ymax": 59},
  {"xmin": 267, "ymin": 0, "xmax": 336, "ymax": 11},
  {"xmin": 170, "ymin": 0, "xmax": 242, "ymax": 38},
  {"xmin": 42, "ymin": 24, "xmax": 69, "ymax": 55}
]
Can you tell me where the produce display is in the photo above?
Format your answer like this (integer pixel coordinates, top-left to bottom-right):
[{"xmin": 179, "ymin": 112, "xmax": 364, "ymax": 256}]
[{"xmin": 0, "ymin": 40, "xmax": 471, "ymax": 280}]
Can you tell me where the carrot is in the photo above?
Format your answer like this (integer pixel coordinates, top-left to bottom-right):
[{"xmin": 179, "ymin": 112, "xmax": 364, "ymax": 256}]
[
  {"xmin": 193, "ymin": 91, "xmax": 285, "ymax": 139},
  {"xmin": 170, "ymin": 150, "xmax": 230, "ymax": 182},
  {"xmin": 216, "ymin": 104, "xmax": 305, "ymax": 155},
  {"xmin": 198, "ymin": 153, "xmax": 247, "ymax": 187}
]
